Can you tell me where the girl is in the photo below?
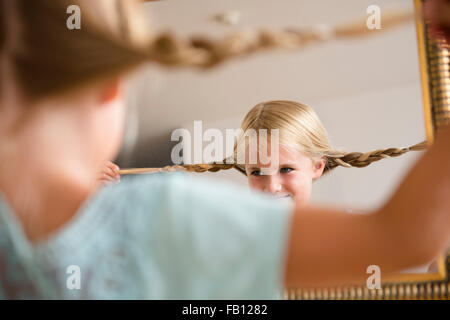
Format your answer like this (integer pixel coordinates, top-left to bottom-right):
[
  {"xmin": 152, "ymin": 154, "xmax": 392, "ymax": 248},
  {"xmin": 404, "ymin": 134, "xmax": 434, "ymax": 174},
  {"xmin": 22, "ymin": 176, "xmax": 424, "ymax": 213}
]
[
  {"xmin": 0, "ymin": 0, "xmax": 449, "ymax": 299},
  {"xmin": 236, "ymin": 100, "xmax": 426, "ymax": 205},
  {"xmin": 107, "ymin": 100, "xmax": 425, "ymax": 208}
]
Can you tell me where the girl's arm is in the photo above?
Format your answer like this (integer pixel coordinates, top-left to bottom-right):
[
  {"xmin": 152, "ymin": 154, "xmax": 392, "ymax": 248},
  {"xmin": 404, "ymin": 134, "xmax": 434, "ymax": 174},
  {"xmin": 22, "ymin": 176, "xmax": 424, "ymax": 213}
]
[{"xmin": 285, "ymin": 124, "xmax": 450, "ymax": 287}]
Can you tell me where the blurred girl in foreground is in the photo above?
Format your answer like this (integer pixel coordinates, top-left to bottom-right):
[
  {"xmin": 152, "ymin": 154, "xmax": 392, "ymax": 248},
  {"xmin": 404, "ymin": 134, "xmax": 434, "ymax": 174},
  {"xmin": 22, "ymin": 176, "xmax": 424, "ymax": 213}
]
[{"xmin": 0, "ymin": 0, "xmax": 449, "ymax": 299}]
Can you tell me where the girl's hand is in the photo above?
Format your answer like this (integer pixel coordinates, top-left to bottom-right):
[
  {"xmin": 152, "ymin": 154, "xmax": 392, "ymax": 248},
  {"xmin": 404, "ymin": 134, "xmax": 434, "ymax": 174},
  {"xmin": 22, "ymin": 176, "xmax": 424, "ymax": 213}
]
[{"xmin": 97, "ymin": 161, "xmax": 120, "ymax": 185}]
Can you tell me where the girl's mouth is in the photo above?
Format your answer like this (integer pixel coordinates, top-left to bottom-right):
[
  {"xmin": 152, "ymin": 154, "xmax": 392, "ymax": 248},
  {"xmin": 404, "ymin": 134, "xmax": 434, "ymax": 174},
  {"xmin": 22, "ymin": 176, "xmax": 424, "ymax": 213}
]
[{"xmin": 272, "ymin": 194, "xmax": 292, "ymax": 199}]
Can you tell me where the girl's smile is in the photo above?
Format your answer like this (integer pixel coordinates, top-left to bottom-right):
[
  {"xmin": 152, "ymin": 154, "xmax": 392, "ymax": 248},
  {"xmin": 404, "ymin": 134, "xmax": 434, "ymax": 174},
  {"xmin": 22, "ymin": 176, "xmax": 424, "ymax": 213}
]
[{"xmin": 245, "ymin": 143, "xmax": 325, "ymax": 205}]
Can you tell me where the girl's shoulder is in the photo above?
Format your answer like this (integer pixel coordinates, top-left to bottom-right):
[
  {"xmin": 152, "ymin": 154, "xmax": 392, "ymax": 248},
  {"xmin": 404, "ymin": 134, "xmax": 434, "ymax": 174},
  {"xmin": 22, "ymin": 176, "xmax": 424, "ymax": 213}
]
[{"xmin": 0, "ymin": 172, "xmax": 292, "ymax": 298}]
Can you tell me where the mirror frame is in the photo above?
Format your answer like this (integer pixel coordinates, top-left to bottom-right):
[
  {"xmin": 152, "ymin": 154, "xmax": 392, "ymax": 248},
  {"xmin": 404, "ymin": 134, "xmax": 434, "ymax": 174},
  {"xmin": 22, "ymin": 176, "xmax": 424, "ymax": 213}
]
[{"xmin": 286, "ymin": 0, "xmax": 450, "ymax": 300}]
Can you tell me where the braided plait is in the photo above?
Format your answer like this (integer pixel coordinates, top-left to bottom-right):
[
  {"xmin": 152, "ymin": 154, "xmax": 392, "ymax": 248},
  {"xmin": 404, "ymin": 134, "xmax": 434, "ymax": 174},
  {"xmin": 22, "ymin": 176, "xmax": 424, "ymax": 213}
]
[
  {"xmin": 119, "ymin": 141, "xmax": 428, "ymax": 176},
  {"xmin": 145, "ymin": 10, "xmax": 413, "ymax": 69},
  {"xmin": 323, "ymin": 141, "xmax": 428, "ymax": 174}
]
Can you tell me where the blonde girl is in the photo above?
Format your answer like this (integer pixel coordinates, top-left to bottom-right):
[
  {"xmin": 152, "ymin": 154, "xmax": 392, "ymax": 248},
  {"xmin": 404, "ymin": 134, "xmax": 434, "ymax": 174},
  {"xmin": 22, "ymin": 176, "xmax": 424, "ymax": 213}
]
[
  {"xmin": 1, "ymin": 0, "xmax": 449, "ymax": 299},
  {"xmin": 106, "ymin": 100, "xmax": 425, "ymax": 207},
  {"xmin": 234, "ymin": 100, "xmax": 426, "ymax": 205}
]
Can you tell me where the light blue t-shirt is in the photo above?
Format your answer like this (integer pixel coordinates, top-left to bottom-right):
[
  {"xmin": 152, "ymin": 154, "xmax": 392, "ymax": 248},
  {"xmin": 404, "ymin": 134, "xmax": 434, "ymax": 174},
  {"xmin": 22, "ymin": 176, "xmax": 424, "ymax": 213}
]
[{"xmin": 0, "ymin": 172, "xmax": 292, "ymax": 299}]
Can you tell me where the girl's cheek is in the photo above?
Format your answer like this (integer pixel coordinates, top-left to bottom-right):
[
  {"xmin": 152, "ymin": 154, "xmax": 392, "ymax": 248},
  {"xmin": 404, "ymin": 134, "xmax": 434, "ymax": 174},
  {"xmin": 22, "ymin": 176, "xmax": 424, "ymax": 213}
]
[
  {"xmin": 248, "ymin": 177, "xmax": 264, "ymax": 192},
  {"xmin": 285, "ymin": 172, "xmax": 309, "ymax": 196}
]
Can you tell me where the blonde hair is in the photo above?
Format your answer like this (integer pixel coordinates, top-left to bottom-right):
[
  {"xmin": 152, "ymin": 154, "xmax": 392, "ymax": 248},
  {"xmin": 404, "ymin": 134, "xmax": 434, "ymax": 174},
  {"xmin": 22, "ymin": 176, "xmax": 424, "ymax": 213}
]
[
  {"xmin": 0, "ymin": 1, "xmax": 424, "ymax": 176},
  {"xmin": 0, "ymin": 0, "xmax": 414, "ymax": 103},
  {"xmin": 119, "ymin": 100, "xmax": 427, "ymax": 176},
  {"xmin": 232, "ymin": 100, "xmax": 427, "ymax": 175},
  {"xmin": 236, "ymin": 100, "xmax": 337, "ymax": 170},
  {"xmin": 1, "ymin": 0, "xmax": 151, "ymax": 102}
]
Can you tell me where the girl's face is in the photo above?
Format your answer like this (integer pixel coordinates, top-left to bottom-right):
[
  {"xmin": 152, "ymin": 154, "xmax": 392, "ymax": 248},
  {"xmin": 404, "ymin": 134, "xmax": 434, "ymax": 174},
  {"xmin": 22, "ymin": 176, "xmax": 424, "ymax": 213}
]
[{"xmin": 245, "ymin": 144, "xmax": 325, "ymax": 205}]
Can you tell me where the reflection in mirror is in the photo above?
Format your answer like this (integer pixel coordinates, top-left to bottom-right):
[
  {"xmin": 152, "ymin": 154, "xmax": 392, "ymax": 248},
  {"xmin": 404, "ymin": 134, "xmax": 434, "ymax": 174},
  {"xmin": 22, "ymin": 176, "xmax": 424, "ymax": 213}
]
[{"xmin": 116, "ymin": 0, "xmax": 445, "ymax": 285}]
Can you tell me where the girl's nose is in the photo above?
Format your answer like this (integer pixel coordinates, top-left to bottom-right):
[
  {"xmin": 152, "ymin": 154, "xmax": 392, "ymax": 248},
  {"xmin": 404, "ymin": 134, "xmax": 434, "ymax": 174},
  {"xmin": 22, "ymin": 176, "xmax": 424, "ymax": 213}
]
[{"xmin": 264, "ymin": 175, "xmax": 282, "ymax": 193}]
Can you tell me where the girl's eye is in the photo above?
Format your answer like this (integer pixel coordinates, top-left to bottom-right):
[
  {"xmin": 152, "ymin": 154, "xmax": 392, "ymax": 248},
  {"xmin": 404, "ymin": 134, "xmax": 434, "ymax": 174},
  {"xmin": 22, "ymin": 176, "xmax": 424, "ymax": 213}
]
[
  {"xmin": 280, "ymin": 167, "xmax": 294, "ymax": 174},
  {"xmin": 250, "ymin": 170, "xmax": 262, "ymax": 176}
]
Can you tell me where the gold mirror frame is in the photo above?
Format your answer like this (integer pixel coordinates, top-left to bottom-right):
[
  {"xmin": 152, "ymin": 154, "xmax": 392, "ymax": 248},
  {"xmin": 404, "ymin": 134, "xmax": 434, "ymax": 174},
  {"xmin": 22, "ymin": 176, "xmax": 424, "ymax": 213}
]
[{"xmin": 286, "ymin": 0, "xmax": 450, "ymax": 300}]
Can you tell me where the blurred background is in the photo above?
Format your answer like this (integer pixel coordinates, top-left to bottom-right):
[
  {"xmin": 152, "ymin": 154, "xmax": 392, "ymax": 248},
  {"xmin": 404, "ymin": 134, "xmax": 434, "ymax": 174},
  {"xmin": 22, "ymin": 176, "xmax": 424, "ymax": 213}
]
[{"xmin": 116, "ymin": 0, "xmax": 426, "ymax": 212}]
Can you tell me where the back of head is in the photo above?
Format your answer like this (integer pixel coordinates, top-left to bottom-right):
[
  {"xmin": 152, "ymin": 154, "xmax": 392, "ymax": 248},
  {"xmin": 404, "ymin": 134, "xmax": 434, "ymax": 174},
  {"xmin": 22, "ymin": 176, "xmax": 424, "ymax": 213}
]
[
  {"xmin": 0, "ymin": 0, "xmax": 150, "ymax": 103},
  {"xmin": 0, "ymin": 1, "xmax": 4, "ymax": 53}
]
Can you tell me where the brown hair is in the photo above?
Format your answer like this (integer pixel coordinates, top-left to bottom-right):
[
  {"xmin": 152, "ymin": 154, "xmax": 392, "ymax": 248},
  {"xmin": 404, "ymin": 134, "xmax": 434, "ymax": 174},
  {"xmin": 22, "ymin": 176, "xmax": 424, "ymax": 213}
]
[
  {"xmin": 0, "ymin": 1, "xmax": 4, "ymax": 53},
  {"xmin": 2, "ymin": 0, "xmax": 151, "ymax": 101},
  {"xmin": 0, "ymin": 0, "xmax": 414, "ymax": 102},
  {"xmin": 1, "ymin": 1, "xmax": 423, "ymax": 176}
]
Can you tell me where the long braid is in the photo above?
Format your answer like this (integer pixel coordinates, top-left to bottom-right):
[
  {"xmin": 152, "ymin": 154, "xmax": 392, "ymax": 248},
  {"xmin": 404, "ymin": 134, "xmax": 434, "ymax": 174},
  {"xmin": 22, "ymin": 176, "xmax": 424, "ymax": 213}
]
[
  {"xmin": 119, "ymin": 140, "xmax": 428, "ymax": 176},
  {"xmin": 119, "ymin": 163, "xmax": 242, "ymax": 175},
  {"xmin": 144, "ymin": 10, "xmax": 413, "ymax": 69},
  {"xmin": 323, "ymin": 140, "xmax": 428, "ymax": 174},
  {"xmin": 6, "ymin": 0, "xmax": 414, "ymax": 102},
  {"xmin": 109, "ymin": 7, "xmax": 421, "ymax": 176}
]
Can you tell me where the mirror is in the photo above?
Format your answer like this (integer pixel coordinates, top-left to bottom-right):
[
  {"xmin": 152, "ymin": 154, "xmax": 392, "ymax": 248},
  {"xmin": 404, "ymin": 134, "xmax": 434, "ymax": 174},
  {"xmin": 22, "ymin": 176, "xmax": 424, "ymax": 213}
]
[{"xmin": 118, "ymin": 0, "xmax": 449, "ymax": 299}]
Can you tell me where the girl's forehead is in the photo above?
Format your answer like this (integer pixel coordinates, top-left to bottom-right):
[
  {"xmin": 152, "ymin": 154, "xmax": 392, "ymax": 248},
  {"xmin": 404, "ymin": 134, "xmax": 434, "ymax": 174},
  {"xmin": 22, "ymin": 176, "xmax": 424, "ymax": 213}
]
[
  {"xmin": 244, "ymin": 143, "xmax": 311, "ymax": 167},
  {"xmin": 277, "ymin": 145, "xmax": 313, "ymax": 165}
]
